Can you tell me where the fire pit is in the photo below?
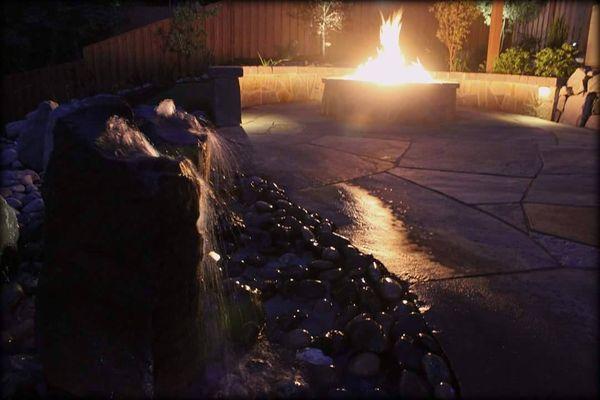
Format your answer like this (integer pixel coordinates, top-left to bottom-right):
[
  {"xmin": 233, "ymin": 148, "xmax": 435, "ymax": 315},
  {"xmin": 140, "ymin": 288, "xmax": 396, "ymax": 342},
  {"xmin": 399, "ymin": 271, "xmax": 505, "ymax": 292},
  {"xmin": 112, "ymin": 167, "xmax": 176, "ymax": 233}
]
[
  {"xmin": 321, "ymin": 9, "xmax": 459, "ymax": 124},
  {"xmin": 321, "ymin": 78, "xmax": 459, "ymax": 123}
]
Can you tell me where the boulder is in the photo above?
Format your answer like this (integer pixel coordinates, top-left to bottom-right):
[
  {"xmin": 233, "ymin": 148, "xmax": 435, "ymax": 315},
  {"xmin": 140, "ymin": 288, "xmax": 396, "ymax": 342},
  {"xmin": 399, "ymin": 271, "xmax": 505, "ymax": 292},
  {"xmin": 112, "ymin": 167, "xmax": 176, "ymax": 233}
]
[
  {"xmin": 16, "ymin": 101, "xmax": 58, "ymax": 171},
  {"xmin": 347, "ymin": 352, "xmax": 380, "ymax": 377},
  {"xmin": 134, "ymin": 100, "xmax": 209, "ymax": 173},
  {"xmin": 0, "ymin": 196, "xmax": 19, "ymax": 259},
  {"xmin": 585, "ymin": 115, "xmax": 600, "ymax": 130},
  {"xmin": 42, "ymin": 95, "xmax": 134, "ymax": 171},
  {"xmin": 588, "ymin": 74, "xmax": 599, "ymax": 93},
  {"xmin": 36, "ymin": 98, "xmax": 204, "ymax": 397},
  {"xmin": 559, "ymin": 93, "xmax": 587, "ymax": 126},
  {"xmin": 567, "ymin": 68, "xmax": 587, "ymax": 94}
]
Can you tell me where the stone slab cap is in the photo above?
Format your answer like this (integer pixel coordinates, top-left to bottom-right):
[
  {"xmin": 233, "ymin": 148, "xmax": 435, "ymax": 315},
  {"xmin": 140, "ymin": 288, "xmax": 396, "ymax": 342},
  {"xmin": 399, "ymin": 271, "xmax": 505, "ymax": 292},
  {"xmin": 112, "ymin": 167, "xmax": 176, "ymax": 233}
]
[
  {"xmin": 208, "ymin": 66, "xmax": 243, "ymax": 78},
  {"xmin": 567, "ymin": 68, "xmax": 587, "ymax": 94}
]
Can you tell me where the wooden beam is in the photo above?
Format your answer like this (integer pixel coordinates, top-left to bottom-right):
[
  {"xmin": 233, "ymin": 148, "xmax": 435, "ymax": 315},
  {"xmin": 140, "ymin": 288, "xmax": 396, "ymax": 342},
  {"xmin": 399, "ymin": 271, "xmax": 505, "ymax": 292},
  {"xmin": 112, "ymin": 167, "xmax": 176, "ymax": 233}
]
[{"xmin": 486, "ymin": 0, "xmax": 504, "ymax": 72}]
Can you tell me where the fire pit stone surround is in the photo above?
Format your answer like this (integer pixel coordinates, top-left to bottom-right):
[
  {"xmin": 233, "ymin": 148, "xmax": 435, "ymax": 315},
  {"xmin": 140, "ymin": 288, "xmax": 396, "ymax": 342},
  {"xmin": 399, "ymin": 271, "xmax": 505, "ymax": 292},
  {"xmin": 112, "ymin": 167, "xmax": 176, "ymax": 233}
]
[
  {"xmin": 239, "ymin": 67, "xmax": 559, "ymax": 120},
  {"xmin": 321, "ymin": 78, "xmax": 460, "ymax": 123}
]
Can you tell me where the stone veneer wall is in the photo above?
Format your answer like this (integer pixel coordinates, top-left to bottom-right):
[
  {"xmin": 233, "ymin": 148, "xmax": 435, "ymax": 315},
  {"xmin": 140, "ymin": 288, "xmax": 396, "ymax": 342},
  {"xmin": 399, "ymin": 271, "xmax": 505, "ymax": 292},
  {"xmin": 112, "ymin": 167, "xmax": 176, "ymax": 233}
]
[{"xmin": 239, "ymin": 66, "xmax": 559, "ymax": 120}]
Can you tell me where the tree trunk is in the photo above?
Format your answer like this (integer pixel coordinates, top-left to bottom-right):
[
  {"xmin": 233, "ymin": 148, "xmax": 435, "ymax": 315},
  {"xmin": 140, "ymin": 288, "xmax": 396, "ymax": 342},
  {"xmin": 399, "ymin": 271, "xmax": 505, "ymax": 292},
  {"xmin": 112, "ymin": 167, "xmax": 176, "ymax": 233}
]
[{"xmin": 321, "ymin": 31, "xmax": 326, "ymax": 59}]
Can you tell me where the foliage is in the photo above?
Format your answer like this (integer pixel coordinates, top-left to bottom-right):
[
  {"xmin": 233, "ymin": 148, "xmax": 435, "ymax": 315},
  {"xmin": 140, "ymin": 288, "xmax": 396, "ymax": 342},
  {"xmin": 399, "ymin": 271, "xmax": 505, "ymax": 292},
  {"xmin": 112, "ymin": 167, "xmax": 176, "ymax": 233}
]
[
  {"xmin": 430, "ymin": 2, "xmax": 481, "ymax": 71},
  {"xmin": 2, "ymin": 1, "xmax": 123, "ymax": 74},
  {"xmin": 275, "ymin": 40, "xmax": 300, "ymax": 61},
  {"xmin": 478, "ymin": 0, "xmax": 544, "ymax": 32},
  {"xmin": 493, "ymin": 47, "xmax": 534, "ymax": 75},
  {"xmin": 515, "ymin": 34, "xmax": 542, "ymax": 53},
  {"xmin": 534, "ymin": 43, "xmax": 579, "ymax": 78},
  {"xmin": 545, "ymin": 16, "xmax": 569, "ymax": 49},
  {"xmin": 159, "ymin": 1, "xmax": 218, "ymax": 71},
  {"xmin": 294, "ymin": 1, "xmax": 344, "ymax": 58},
  {"xmin": 257, "ymin": 52, "xmax": 284, "ymax": 67}
]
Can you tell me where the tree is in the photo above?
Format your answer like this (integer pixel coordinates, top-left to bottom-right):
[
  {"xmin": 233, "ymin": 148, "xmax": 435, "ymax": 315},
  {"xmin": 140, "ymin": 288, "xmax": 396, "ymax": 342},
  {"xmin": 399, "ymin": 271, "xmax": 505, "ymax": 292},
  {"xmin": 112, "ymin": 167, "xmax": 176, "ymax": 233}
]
[
  {"xmin": 295, "ymin": 1, "xmax": 344, "ymax": 59},
  {"xmin": 430, "ymin": 2, "xmax": 481, "ymax": 71},
  {"xmin": 478, "ymin": 1, "xmax": 544, "ymax": 49},
  {"xmin": 159, "ymin": 1, "xmax": 218, "ymax": 75}
]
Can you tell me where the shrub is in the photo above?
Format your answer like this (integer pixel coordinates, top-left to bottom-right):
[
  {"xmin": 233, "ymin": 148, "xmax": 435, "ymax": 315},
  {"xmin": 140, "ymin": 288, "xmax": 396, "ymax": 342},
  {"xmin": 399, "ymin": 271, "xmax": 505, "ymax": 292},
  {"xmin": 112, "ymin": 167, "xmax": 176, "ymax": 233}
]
[
  {"xmin": 545, "ymin": 16, "xmax": 569, "ymax": 49},
  {"xmin": 534, "ymin": 43, "xmax": 579, "ymax": 79},
  {"xmin": 493, "ymin": 47, "xmax": 534, "ymax": 75},
  {"xmin": 430, "ymin": 1, "xmax": 481, "ymax": 71}
]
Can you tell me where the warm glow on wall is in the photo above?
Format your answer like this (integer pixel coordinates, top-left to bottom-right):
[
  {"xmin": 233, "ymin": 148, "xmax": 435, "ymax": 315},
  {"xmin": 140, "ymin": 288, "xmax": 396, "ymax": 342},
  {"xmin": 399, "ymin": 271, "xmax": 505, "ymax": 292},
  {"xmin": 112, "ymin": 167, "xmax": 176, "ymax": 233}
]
[{"xmin": 538, "ymin": 86, "xmax": 552, "ymax": 99}]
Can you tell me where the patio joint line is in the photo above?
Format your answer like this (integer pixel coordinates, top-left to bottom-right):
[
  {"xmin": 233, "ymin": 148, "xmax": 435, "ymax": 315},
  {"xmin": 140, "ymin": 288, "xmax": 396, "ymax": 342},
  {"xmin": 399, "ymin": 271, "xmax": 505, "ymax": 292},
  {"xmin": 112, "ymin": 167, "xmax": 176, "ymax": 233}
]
[
  {"xmin": 304, "ymin": 142, "xmax": 400, "ymax": 164},
  {"xmin": 515, "ymin": 154, "xmax": 568, "ymax": 265},
  {"xmin": 420, "ymin": 265, "xmax": 597, "ymax": 283},
  {"xmin": 298, "ymin": 168, "xmax": 397, "ymax": 191},
  {"xmin": 382, "ymin": 171, "xmax": 562, "ymax": 266},
  {"xmin": 391, "ymin": 165, "xmax": 535, "ymax": 179}
]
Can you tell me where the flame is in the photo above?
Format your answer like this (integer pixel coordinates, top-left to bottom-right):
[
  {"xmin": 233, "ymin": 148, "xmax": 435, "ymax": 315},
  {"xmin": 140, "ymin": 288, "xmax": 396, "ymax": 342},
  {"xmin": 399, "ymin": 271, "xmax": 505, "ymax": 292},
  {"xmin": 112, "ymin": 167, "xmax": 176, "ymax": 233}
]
[{"xmin": 346, "ymin": 10, "xmax": 433, "ymax": 85}]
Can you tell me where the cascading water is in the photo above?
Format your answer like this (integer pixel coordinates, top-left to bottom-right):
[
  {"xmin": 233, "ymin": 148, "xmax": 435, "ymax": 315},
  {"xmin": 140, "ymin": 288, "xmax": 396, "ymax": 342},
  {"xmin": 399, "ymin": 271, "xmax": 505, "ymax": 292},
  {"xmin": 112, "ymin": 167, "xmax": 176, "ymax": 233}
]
[{"xmin": 100, "ymin": 106, "xmax": 240, "ymax": 364}]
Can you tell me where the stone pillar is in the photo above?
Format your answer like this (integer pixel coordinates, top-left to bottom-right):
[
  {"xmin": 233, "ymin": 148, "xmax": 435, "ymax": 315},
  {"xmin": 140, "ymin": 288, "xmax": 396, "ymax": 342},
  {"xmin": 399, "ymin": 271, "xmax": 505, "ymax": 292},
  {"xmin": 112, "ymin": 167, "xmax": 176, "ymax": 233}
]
[
  {"xmin": 208, "ymin": 66, "xmax": 243, "ymax": 127},
  {"xmin": 486, "ymin": 0, "xmax": 504, "ymax": 73},
  {"xmin": 586, "ymin": 4, "xmax": 599, "ymax": 68}
]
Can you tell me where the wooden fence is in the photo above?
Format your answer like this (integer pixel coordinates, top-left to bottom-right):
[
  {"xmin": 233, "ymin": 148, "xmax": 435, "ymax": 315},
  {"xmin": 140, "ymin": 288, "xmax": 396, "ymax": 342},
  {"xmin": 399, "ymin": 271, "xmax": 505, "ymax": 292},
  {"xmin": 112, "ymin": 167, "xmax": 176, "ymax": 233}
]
[{"xmin": 512, "ymin": 0, "xmax": 594, "ymax": 50}]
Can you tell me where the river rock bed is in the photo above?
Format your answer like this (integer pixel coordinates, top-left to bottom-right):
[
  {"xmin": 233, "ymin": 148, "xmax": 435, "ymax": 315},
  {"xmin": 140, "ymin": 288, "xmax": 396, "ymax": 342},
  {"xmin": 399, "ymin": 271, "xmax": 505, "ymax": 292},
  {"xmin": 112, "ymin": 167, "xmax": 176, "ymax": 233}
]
[
  {"xmin": 1, "ymin": 96, "xmax": 459, "ymax": 398},
  {"xmin": 195, "ymin": 173, "xmax": 460, "ymax": 399}
]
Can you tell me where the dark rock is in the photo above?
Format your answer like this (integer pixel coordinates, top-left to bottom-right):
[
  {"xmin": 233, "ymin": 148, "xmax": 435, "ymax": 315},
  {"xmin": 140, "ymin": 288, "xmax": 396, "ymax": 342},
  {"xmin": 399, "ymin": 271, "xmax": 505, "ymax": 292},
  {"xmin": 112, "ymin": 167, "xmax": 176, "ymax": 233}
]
[
  {"xmin": 323, "ymin": 329, "xmax": 346, "ymax": 355},
  {"xmin": 366, "ymin": 261, "xmax": 385, "ymax": 282},
  {"xmin": 308, "ymin": 363, "xmax": 338, "ymax": 389},
  {"xmin": 309, "ymin": 259, "xmax": 335, "ymax": 272},
  {"xmin": 1, "ymin": 148, "xmax": 18, "ymax": 167},
  {"xmin": 374, "ymin": 311, "xmax": 394, "ymax": 334},
  {"xmin": 345, "ymin": 315, "xmax": 388, "ymax": 353},
  {"xmin": 279, "ymin": 264, "xmax": 309, "ymax": 280},
  {"xmin": 0, "ymin": 197, "xmax": 19, "ymax": 258},
  {"xmin": 378, "ymin": 276, "xmax": 405, "ymax": 302},
  {"xmin": 6, "ymin": 197, "xmax": 22, "ymax": 210},
  {"xmin": 37, "ymin": 98, "xmax": 202, "ymax": 397},
  {"xmin": 332, "ymin": 278, "xmax": 359, "ymax": 307},
  {"xmin": 275, "ymin": 199, "xmax": 292, "ymax": 210},
  {"xmin": 294, "ymin": 279, "xmax": 329, "ymax": 299},
  {"xmin": 2, "ymin": 282, "xmax": 25, "ymax": 311},
  {"xmin": 328, "ymin": 387, "xmax": 351, "ymax": 398},
  {"xmin": 274, "ymin": 379, "xmax": 308, "ymax": 398},
  {"xmin": 347, "ymin": 352, "xmax": 380, "ymax": 377},
  {"xmin": 318, "ymin": 232, "xmax": 350, "ymax": 249},
  {"xmin": 422, "ymin": 353, "xmax": 451, "ymax": 385},
  {"xmin": 434, "ymin": 382, "xmax": 457, "ymax": 399},
  {"xmin": 344, "ymin": 251, "xmax": 374, "ymax": 270},
  {"xmin": 276, "ymin": 309, "xmax": 308, "ymax": 331},
  {"xmin": 393, "ymin": 334, "xmax": 424, "ymax": 371},
  {"xmin": 391, "ymin": 312, "xmax": 428, "ymax": 338},
  {"xmin": 16, "ymin": 101, "xmax": 58, "ymax": 171},
  {"xmin": 285, "ymin": 328, "xmax": 312, "ymax": 349},
  {"xmin": 418, "ymin": 333, "xmax": 442, "ymax": 354},
  {"xmin": 301, "ymin": 226, "xmax": 315, "ymax": 242},
  {"xmin": 318, "ymin": 267, "xmax": 344, "ymax": 281},
  {"xmin": 335, "ymin": 303, "xmax": 360, "ymax": 329},
  {"xmin": 254, "ymin": 200, "xmax": 273, "ymax": 213},
  {"xmin": 399, "ymin": 370, "xmax": 430, "ymax": 399},
  {"xmin": 358, "ymin": 284, "xmax": 383, "ymax": 314},
  {"xmin": 22, "ymin": 198, "xmax": 43, "ymax": 213},
  {"xmin": 321, "ymin": 246, "xmax": 340, "ymax": 261}
]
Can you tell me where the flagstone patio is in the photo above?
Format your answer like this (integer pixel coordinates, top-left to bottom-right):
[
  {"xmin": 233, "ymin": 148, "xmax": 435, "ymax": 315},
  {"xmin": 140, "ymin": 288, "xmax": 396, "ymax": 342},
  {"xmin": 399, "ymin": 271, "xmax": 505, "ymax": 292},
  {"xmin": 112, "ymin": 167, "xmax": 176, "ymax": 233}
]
[{"xmin": 221, "ymin": 101, "xmax": 599, "ymax": 398}]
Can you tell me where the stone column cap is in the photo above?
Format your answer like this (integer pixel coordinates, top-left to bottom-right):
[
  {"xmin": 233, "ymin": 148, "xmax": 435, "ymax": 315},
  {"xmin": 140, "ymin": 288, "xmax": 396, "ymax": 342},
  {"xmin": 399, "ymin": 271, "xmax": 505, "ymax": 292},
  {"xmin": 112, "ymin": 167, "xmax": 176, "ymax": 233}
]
[{"xmin": 208, "ymin": 66, "xmax": 243, "ymax": 78}]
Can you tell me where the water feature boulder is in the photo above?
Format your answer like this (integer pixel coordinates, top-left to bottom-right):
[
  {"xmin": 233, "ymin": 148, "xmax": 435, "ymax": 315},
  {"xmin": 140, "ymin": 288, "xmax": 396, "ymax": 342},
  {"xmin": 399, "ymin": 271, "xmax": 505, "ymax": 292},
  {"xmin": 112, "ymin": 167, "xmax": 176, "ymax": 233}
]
[{"xmin": 36, "ymin": 96, "xmax": 204, "ymax": 397}]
